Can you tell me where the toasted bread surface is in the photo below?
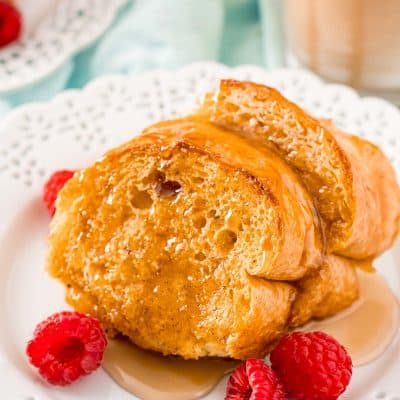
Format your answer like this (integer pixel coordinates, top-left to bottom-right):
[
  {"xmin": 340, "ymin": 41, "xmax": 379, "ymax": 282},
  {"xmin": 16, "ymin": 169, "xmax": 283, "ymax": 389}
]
[
  {"xmin": 48, "ymin": 118, "xmax": 319, "ymax": 359},
  {"xmin": 47, "ymin": 80, "xmax": 400, "ymax": 360},
  {"xmin": 202, "ymin": 80, "xmax": 400, "ymax": 258}
]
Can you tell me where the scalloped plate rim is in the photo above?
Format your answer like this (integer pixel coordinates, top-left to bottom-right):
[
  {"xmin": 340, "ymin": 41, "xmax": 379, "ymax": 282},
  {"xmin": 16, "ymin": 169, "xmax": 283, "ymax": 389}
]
[{"xmin": 0, "ymin": 0, "xmax": 128, "ymax": 94}]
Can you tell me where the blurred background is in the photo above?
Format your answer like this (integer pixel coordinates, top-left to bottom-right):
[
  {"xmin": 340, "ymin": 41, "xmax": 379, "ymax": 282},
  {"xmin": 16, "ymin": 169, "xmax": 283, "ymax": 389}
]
[{"xmin": 0, "ymin": 0, "xmax": 399, "ymax": 116}]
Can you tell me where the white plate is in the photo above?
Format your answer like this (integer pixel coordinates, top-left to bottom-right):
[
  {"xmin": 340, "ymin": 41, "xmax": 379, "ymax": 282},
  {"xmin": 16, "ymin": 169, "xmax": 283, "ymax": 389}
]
[
  {"xmin": 0, "ymin": 0, "xmax": 127, "ymax": 94},
  {"xmin": 0, "ymin": 62, "xmax": 399, "ymax": 399}
]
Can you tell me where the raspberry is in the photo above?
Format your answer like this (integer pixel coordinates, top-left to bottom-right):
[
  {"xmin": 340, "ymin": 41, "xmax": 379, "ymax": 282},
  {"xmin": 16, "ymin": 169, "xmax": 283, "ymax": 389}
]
[
  {"xmin": 225, "ymin": 358, "xmax": 286, "ymax": 400},
  {"xmin": 43, "ymin": 170, "xmax": 75, "ymax": 216},
  {"xmin": 26, "ymin": 311, "xmax": 107, "ymax": 386},
  {"xmin": 270, "ymin": 331, "xmax": 352, "ymax": 400},
  {"xmin": 0, "ymin": 1, "xmax": 22, "ymax": 48}
]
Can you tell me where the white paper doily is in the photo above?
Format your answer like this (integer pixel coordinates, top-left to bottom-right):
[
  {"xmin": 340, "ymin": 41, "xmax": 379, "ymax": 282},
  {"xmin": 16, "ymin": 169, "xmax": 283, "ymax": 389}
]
[
  {"xmin": 0, "ymin": 0, "xmax": 127, "ymax": 94},
  {"xmin": 0, "ymin": 63, "xmax": 399, "ymax": 400}
]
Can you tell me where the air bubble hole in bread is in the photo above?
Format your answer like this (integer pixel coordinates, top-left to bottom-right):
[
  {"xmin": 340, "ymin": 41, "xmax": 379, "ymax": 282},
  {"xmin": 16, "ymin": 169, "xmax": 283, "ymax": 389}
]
[{"xmin": 47, "ymin": 81, "xmax": 400, "ymax": 360}]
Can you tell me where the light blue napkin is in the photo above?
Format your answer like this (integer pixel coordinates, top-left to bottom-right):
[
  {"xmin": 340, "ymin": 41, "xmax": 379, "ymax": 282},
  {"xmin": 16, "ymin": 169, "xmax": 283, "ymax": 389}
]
[
  {"xmin": 89, "ymin": 0, "xmax": 224, "ymax": 77},
  {"xmin": 0, "ymin": 0, "xmax": 284, "ymax": 113},
  {"xmin": 0, "ymin": 99, "xmax": 11, "ymax": 119},
  {"xmin": 220, "ymin": 0, "xmax": 263, "ymax": 66}
]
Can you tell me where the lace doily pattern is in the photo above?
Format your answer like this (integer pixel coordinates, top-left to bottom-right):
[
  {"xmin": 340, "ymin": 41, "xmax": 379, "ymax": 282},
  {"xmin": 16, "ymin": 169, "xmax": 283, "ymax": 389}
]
[
  {"xmin": 0, "ymin": 0, "xmax": 127, "ymax": 93},
  {"xmin": 0, "ymin": 63, "xmax": 399, "ymax": 189}
]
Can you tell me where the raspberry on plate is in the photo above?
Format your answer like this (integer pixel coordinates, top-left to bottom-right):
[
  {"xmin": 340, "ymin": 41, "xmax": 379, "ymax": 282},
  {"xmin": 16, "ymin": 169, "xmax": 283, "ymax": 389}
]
[
  {"xmin": 270, "ymin": 331, "xmax": 352, "ymax": 400},
  {"xmin": 0, "ymin": 1, "xmax": 22, "ymax": 48},
  {"xmin": 43, "ymin": 170, "xmax": 75, "ymax": 216},
  {"xmin": 225, "ymin": 358, "xmax": 286, "ymax": 400},
  {"xmin": 26, "ymin": 311, "xmax": 107, "ymax": 386}
]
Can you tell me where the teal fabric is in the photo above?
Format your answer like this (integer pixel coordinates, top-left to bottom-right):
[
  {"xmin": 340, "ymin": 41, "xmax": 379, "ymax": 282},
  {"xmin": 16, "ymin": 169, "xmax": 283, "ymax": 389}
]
[{"xmin": 0, "ymin": 0, "xmax": 284, "ymax": 115}]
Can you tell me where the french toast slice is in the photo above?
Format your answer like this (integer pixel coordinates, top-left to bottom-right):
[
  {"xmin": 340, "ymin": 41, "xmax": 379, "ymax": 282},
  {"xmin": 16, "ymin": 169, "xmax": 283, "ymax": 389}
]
[
  {"xmin": 323, "ymin": 121, "xmax": 400, "ymax": 258},
  {"xmin": 46, "ymin": 82, "xmax": 400, "ymax": 360},
  {"xmin": 47, "ymin": 118, "xmax": 321, "ymax": 359},
  {"xmin": 201, "ymin": 79, "xmax": 400, "ymax": 258}
]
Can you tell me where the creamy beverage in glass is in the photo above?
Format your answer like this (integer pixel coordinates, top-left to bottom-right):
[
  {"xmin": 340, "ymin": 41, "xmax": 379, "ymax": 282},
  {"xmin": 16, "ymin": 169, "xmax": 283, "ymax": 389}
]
[{"xmin": 284, "ymin": 0, "xmax": 400, "ymax": 100}]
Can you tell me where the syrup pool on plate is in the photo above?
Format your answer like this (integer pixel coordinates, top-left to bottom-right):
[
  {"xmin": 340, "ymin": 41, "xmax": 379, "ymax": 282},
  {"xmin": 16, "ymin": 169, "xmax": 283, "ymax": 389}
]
[{"xmin": 103, "ymin": 339, "xmax": 239, "ymax": 400}]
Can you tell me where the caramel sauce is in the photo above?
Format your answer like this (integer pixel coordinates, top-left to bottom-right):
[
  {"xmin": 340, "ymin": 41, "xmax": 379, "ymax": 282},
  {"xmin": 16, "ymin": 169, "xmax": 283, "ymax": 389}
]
[
  {"xmin": 303, "ymin": 270, "xmax": 399, "ymax": 366},
  {"xmin": 103, "ymin": 339, "xmax": 239, "ymax": 400}
]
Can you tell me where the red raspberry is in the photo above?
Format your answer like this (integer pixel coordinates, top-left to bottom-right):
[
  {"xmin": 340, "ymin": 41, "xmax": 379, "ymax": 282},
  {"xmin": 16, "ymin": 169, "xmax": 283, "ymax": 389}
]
[
  {"xmin": 43, "ymin": 170, "xmax": 75, "ymax": 216},
  {"xmin": 0, "ymin": 1, "xmax": 22, "ymax": 48},
  {"xmin": 26, "ymin": 311, "xmax": 107, "ymax": 386},
  {"xmin": 270, "ymin": 331, "xmax": 352, "ymax": 400},
  {"xmin": 225, "ymin": 358, "xmax": 286, "ymax": 400}
]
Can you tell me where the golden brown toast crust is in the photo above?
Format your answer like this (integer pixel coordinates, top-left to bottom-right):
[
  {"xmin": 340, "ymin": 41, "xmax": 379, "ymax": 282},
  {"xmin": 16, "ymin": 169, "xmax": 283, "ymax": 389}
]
[
  {"xmin": 48, "ymin": 118, "xmax": 320, "ymax": 359},
  {"xmin": 142, "ymin": 117, "xmax": 323, "ymax": 280},
  {"xmin": 47, "ymin": 80, "xmax": 400, "ymax": 360},
  {"xmin": 325, "ymin": 122, "xmax": 400, "ymax": 257},
  {"xmin": 201, "ymin": 79, "xmax": 400, "ymax": 259}
]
